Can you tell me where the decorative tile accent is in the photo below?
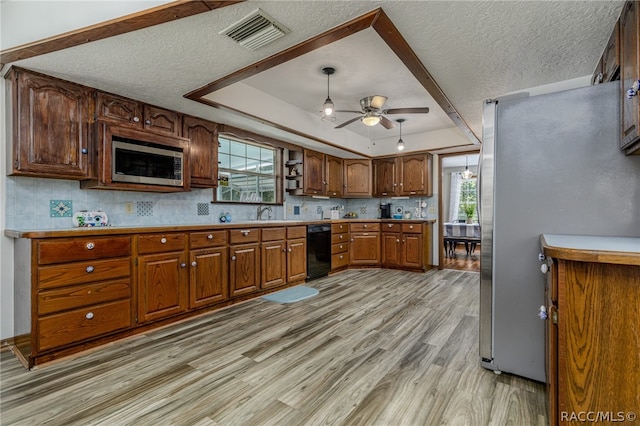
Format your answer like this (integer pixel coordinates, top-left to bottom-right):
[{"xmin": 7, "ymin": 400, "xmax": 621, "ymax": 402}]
[
  {"xmin": 360, "ymin": 206, "xmax": 367, "ymax": 215},
  {"xmin": 136, "ymin": 201, "xmax": 154, "ymax": 217},
  {"xmin": 50, "ymin": 200, "xmax": 73, "ymax": 217},
  {"xmin": 197, "ymin": 203, "xmax": 210, "ymax": 216}
]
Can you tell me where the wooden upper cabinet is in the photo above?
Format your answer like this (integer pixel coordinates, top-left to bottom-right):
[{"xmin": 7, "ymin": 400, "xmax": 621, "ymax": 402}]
[
  {"xmin": 182, "ymin": 115, "xmax": 218, "ymax": 188},
  {"xmin": 343, "ymin": 159, "xmax": 372, "ymax": 197},
  {"xmin": 593, "ymin": 21, "xmax": 620, "ymax": 84},
  {"xmin": 303, "ymin": 149, "xmax": 326, "ymax": 195},
  {"xmin": 373, "ymin": 158, "xmax": 398, "ymax": 196},
  {"xmin": 620, "ymin": 0, "xmax": 640, "ymax": 152},
  {"xmin": 8, "ymin": 68, "xmax": 91, "ymax": 179},
  {"xmin": 143, "ymin": 104, "xmax": 181, "ymax": 137},
  {"xmin": 398, "ymin": 154, "xmax": 432, "ymax": 196},
  {"xmin": 325, "ymin": 155, "xmax": 343, "ymax": 197},
  {"xmin": 95, "ymin": 92, "xmax": 143, "ymax": 128}
]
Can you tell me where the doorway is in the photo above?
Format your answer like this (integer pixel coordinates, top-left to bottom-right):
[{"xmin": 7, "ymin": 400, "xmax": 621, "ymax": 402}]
[{"xmin": 438, "ymin": 152, "xmax": 480, "ymax": 272}]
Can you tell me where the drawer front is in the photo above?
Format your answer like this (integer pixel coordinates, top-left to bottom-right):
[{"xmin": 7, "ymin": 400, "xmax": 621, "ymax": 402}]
[
  {"xmin": 38, "ymin": 237, "xmax": 131, "ymax": 265},
  {"xmin": 190, "ymin": 230, "xmax": 227, "ymax": 248},
  {"xmin": 261, "ymin": 227, "xmax": 286, "ymax": 242},
  {"xmin": 382, "ymin": 223, "xmax": 402, "ymax": 232},
  {"xmin": 332, "ymin": 252, "xmax": 349, "ymax": 269},
  {"xmin": 37, "ymin": 299, "xmax": 131, "ymax": 351},
  {"xmin": 331, "ymin": 223, "xmax": 348, "ymax": 233},
  {"xmin": 402, "ymin": 223, "xmax": 422, "ymax": 234},
  {"xmin": 137, "ymin": 233, "xmax": 186, "ymax": 254},
  {"xmin": 38, "ymin": 258, "xmax": 131, "ymax": 290},
  {"xmin": 229, "ymin": 228, "xmax": 260, "ymax": 244},
  {"xmin": 350, "ymin": 223, "xmax": 380, "ymax": 232},
  {"xmin": 331, "ymin": 232, "xmax": 348, "ymax": 244},
  {"xmin": 38, "ymin": 279, "xmax": 131, "ymax": 315},
  {"xmin": 287, "ymin": 226, "xmax": 306, "ymax": 240},
  {"xmin": 331, "ymin": 243, "xmax": 349, "ymax": 254}
]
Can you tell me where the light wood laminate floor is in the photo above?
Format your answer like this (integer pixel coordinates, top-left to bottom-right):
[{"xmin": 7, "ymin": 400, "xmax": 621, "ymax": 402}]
[{"xmin": 1, "ymin": 269, "xmax": 547, "ymax": 425}]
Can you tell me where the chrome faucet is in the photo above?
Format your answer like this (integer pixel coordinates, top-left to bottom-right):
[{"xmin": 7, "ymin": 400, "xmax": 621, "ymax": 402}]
[{"xmin": 256, "ymin": 205, "xmax": 272, "ymax": 221}]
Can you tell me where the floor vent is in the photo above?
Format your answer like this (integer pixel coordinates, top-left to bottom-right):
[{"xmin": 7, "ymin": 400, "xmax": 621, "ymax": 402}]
[{"xmin": 220, "ymin": 9, "xmax": 289, "ymax": 51}]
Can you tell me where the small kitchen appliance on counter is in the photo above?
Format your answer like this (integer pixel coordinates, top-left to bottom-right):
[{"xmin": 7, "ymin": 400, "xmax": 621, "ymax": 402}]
[{"xmin": 379, "ymin": 203, "xmax": 392, "ymax": 219}]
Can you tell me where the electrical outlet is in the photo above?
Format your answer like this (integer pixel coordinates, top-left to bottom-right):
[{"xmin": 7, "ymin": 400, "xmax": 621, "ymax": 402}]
[{"xmin": 124, "ymin": 202, "xmax": 134, "ymax": 214}]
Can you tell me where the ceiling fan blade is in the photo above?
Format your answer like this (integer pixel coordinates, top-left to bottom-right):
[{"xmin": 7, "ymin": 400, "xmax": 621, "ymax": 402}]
[
  {"xmin": 383, "ymin": 107, "xmax": 430, "ymax": 115},
  {"xmin": 335, "ymin": 116, "xmax": 363, "ymax": 129},
  {"xmin": 335, "ymin": 110, "xmax": 363, "ymax": 114},
  {"xmin": 370, "ymin": 95, "xmax": 388, "ymax": 110},
  {"xmin": 379, "ymin": 115, "xmax": 396, "ymax": 129}
]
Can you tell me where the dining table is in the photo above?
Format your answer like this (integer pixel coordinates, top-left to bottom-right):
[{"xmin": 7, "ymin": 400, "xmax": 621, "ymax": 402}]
[{"xmin": 444, "ymin": 222, "xmax": 481, "ymax": 257}]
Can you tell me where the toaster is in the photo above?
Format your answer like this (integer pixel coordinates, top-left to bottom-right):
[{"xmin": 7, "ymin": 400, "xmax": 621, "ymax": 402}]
[{"xmin": 322, "ymin": 210, "xmax": 340, "ymax": 220}]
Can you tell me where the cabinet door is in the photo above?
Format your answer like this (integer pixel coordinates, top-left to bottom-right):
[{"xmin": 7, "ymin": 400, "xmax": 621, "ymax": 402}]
[
  {"xmin": 189, "ymin": 247, "xmax": 228, "ymax": 309},
  {"xmin": 287, "ymin": 238, "xmax": 307, "ymax": 282},
  {"xmin": 303, "ymin": 149, "xmax": 325, "ymax": 195},
  {"xmin": 325, "ymin": 155, "xmax": 343, "ymax": 197},
  {"xmin": 95, "ymin": 91, "xmax": 143, "ymax": 128},
  {"xmin": 137, "ymin": 251, "xmax": 188, "ymax": 323},
  {"xmin": 13, "ymin": 69, "xmax": 91, "ymax": 179},
  {"xmin": 545, "ymin": 259, "xmax": 559, "ymax": 426},
  {"xmin": 144, "ymin": 104, "xmax": 181, "ymax": 137},
  {"xmin": 344, "ymin": 159, "xmax": 372, "ymax": 197},
  {"xmin": 183, "ymin": 116, "xmax": 218, "ymax": 188},
  {"xmin": 349, "ymin": 233, "xmax": 380, "ymax": 265},
  {"xmin": 620, "ymin": 0, "xmax": 640, "ymax": 150},
  {"xmin": 373, "ymin": 158, "xmax": 397, "ymax": 196},
  {"xmin": 261, "ymin": 241, "xmax": 287, "ymax": 289},
  {"xmin": 602, "ymin": 21, "xmax": 620, "ymax": 82},
  {"xmin": 381, "ymin": 233, "xmax": 401, "ymax": 267},
  {"xmin": 230, "ymin": 243, "xmax": 260, "ymax": 297},
  {"xmin": 401, "ymin": 233, "xmax": 423, "ymax": 269},
  {"xmin": 398, "ymin": 154, "xmax": 431, "ymax": 196}
]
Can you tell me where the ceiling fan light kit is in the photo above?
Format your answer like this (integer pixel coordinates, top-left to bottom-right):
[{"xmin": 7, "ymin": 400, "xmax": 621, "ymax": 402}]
[
  {"xmin": 321, "ymin": 67, "xmax": 336, "ymax": 122},
  {"xmin": 362, "ymin": 113, "xmax": 381, "ymax": 126},
  {"xmin": 334, "ymin": 95, "xmax": 429, "ymax": 130}
]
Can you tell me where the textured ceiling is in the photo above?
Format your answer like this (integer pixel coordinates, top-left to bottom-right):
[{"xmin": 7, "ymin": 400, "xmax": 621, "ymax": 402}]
[{"xmin": 2, "ymin": 1, "xmax": 625, "ymax": 157}]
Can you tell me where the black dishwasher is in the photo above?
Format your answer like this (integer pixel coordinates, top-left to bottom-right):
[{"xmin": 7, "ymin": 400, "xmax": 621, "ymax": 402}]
[{"xmin": 307, "ymin": 224, "xmax": 331, "ymax": 281}]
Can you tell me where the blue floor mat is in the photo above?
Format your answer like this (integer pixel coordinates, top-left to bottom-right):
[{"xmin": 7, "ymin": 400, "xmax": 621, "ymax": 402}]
[{"xmin": 261, "ymin": 286, "xmax": 319, "ymax": 303}]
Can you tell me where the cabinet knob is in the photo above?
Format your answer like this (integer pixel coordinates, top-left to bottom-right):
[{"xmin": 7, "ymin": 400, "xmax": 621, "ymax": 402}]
[
  {"xmin": 288, "ymin": 248, "xmax": 292, "ymax": 252},
  {"xmin": 388, "ymin": 224, "xmax": 393, "ymax": 228},
  {"xmin": 231, "ymin": 255, "xmax": 236, "ymax": 261},
  {"xmin": 363, "ymin": 224, "xmax": 367, "ymax": 228},
  {"xmin": 132, "ymin": 116, "xmax": 140, "ymax": 123},
  {"xmin": 350, "ymin": 238, "xmax": 354, "ymax": 242},
  {"xmin": 85, "ymin": 265, "xmax": 94, "ymax": 273},
  {"xmin": 85, "ymin": 312, "xmax": 94, "ymax": 320},
  {"xmin": 145, "ymin": 119, "xmax": 152, "ymax": 125},
  {"xmin": 86, "ymin": 242, "xmax": 95, "ymax": 250},
  {"xmin": 339, "ymin": 255, "xmax": 343, "ymax": 259},
  {"xmin": 191, "ymin": 261, "xmax": 197, "ymax": 267},
  {"xmin": 81, "ymin": 148, "xmax": 88, "ymax": 154},
  {"xmin": 180, "ymin": 263, "xmax": 186, "ymax": 268},
  {"xmin": 339, "ymin": 235, "xmax": 343, "ymax": 239},
  {"xmin": 339, "ymin": 245, "xmax": 343, "ymax": 249},
  {"xmin": 160, "ymin": 238, "xmax": 167, "ymax": 244},
  {"xmin": 282, "ymin": 248, "xmax": 287, "ymax": 252},
  {"xmin": 241, "ymin": 230, "xmax": 250, "ymax": 236},
  {"xmin": 207, "ymin": 234, "xmax": 213, "ymax": 240},
  {"xmin": 409, "ymin": 225, "xmax": 414, "ymax": 229},
  {"xmin": 397, "ymin": 239, "xmax": 400, "ymax": 243},
  {"xmin": 540, "ymin": 263, "xmax": 549, "ymax": 274}
]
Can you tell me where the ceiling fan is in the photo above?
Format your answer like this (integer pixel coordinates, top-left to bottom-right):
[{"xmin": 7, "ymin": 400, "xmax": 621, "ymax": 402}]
[{"xmin": 335, "ymin": 95, "xmax": 429, "ymax": 129}]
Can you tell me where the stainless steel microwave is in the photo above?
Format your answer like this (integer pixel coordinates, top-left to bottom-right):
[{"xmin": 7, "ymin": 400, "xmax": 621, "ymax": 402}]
[{"xmin": 112, "ymin": 138, "xmax": 184, "ymax": 187}]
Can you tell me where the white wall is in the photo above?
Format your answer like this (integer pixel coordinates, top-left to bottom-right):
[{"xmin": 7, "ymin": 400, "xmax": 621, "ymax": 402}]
[{"xmin": 1, "ymin": 69, "xmax": 12, "ymax": 339}]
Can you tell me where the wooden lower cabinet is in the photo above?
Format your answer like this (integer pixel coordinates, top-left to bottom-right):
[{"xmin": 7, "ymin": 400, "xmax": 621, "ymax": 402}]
[
  {"xmin": 230, "ymin": 243, "xmax": 261, "ymax": 297},
  {"xmin": 349, "ymin": 223, "xmax": 380, "ymax": 266},
  {"xmin": 261, "ymin": 240, "xmax": 287, "ymax": 289},
  {"xmin": 542, "ymin": 237, "xmax": 640, "ymax": 426},
  {"xmin": 137, "ymin": 251, "xmax": 189, "ymax": 323},
  {"xmin": 381, "ymin": 223, "xmax": 424, "ymax": 269},
  {"xmin": 381, "ymin": 229, "xmax": 402, "ymax": 267},
  {"xmin": 287, "ymin": 238, "xmax": 307, "ymax": 282},
  {"xmin": 189, "ymin": 247, "xmax": 228, "ymax": 309}
]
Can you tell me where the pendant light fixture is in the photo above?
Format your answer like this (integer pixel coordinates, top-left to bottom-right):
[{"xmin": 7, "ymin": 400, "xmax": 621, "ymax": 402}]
[
  {"xmin": 462, "ymin": 155, "xmax": 473, "ymax": 179},
  {"xmin": 396, "ymin": 118, "xmax": 405, "ymax": 151},
  {"xmin": 321, "ymin": 67, "xmax": 336, "ymax": 122}
]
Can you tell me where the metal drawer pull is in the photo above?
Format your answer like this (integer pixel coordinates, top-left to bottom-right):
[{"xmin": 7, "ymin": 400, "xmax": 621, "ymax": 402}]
[
  {"xmin": 86, "ymin": 266, "xmax": 94, "ymax": 273},
  {"xmin": 85, "ymin": 312, "xmax": 94, "ymax": 320},
  {"xmin": 86, "ymin": 242, "xmax": 95, "ymax": 250},
  {"xmin": 160, "ymin": 238, "xmax": 167, "ymax": 244},
  {"xmin": 191, "ymin": 261, "xmax": 197, "ymax": 267},
  {"xmin": 207, "ymin": 234, "xmax": 213, "ymax": 240}
]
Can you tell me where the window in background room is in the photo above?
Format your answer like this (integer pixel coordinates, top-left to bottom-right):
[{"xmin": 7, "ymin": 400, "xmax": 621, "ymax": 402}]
[
  {"xmin": 216, "ymin": 136, "xmax": 280, "ymax": 204},
  {"xmin": 457, "ymin": 178, "xmax": 478, "ymax": 222}
]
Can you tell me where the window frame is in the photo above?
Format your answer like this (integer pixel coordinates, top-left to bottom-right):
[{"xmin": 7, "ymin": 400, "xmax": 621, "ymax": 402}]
[{"xmin": 213, "ymin": 134, "xmax": 283, "ymax": 205}]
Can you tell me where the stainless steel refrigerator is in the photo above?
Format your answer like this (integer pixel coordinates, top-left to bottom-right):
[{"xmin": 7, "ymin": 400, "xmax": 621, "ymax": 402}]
[{"xmin": 479, "ymin": 82, "xmax": 640, "ymax": 382}]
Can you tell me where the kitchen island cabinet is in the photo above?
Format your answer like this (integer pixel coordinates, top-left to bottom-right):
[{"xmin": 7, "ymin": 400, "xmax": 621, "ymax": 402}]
[{"xmin": 540, "ymin": 234, "xmax": 640, "ymax": 426}]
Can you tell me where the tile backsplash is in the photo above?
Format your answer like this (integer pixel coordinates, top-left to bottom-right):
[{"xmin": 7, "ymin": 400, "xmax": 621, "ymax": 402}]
[{"xmin": 5, "ymin": 176, "xmax": 438, "ymax": 230}]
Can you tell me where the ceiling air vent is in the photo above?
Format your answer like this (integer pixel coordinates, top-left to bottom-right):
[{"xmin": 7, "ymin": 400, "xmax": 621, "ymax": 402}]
[{"xmin": 220, "ymin": 9, "xmax": 289, "ymax": 51}]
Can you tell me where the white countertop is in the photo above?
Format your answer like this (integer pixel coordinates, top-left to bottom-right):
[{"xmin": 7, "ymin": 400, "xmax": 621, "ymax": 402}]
[{"xmin": 541, "ymin": 234, "xmax": 640, "ymax": 254}]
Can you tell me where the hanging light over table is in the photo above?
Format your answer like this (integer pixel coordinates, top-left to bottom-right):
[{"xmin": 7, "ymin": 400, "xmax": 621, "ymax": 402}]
[{"xmin": 462, "ymin": 155, "xmax": 473, "ymax": 179}]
